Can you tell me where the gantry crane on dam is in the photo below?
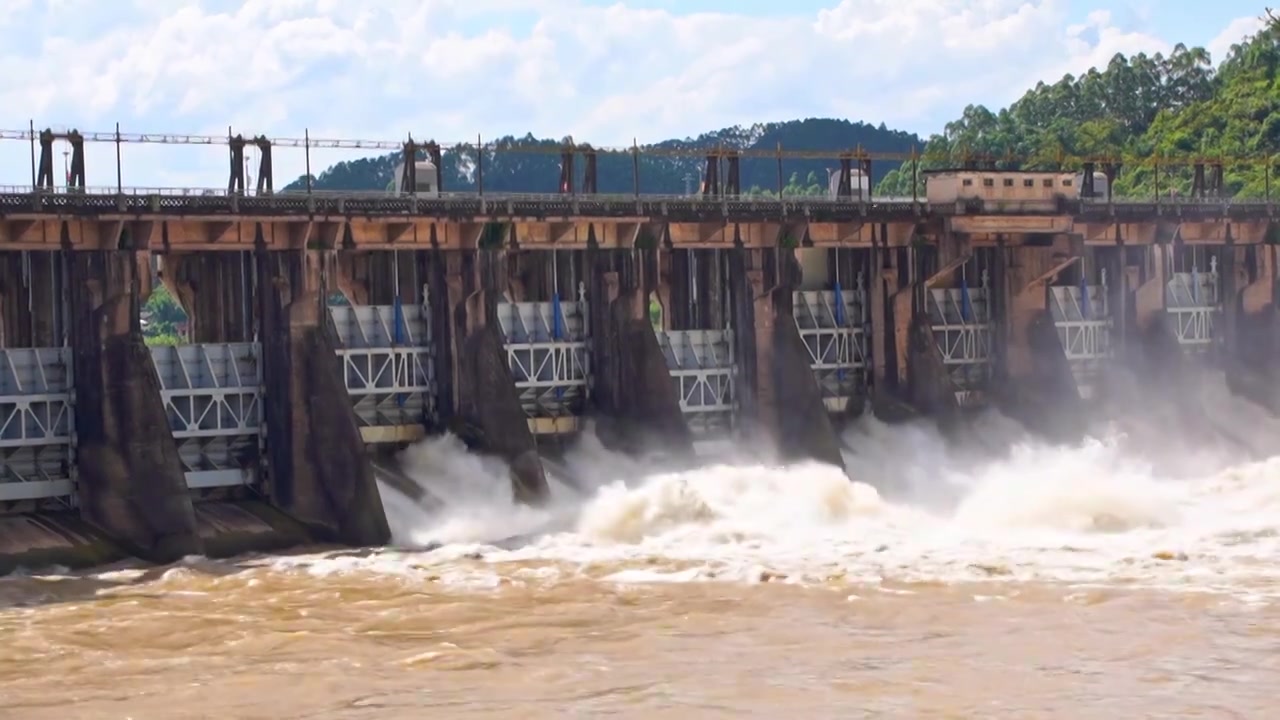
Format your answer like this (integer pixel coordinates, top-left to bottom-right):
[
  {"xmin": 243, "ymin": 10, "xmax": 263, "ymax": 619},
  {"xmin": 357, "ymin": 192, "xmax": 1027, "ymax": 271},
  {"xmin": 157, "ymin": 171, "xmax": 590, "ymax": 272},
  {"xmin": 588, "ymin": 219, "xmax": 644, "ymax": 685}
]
[{"xmin": 0, "ymin": 123, "xmax": 1275, "ymax": 574}]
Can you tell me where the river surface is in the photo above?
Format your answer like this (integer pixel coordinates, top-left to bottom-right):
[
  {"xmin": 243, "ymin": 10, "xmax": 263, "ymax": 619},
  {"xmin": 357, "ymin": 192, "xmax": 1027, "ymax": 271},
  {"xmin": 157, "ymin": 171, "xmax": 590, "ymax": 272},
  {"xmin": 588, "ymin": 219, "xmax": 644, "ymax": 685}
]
[{"xmin": 2, "ymin": 398, "xmax": 1279, "ymax": 718}]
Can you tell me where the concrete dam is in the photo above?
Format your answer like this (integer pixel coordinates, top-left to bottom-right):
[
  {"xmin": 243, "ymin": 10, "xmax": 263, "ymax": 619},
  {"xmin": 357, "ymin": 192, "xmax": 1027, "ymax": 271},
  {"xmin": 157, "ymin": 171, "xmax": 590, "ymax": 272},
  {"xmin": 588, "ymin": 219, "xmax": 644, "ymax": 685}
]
[{"xmin": 0, "ymin": 131, "xmax": 1277, "ymax": 572}]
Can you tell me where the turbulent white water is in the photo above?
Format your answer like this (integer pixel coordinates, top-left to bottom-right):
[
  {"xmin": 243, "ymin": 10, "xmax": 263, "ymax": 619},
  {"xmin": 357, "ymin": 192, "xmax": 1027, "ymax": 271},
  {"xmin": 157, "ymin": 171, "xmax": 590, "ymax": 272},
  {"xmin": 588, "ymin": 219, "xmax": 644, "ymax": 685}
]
[{"xmin": 350, "ymin": 385, "xmax": 1280, "ymax": 603}]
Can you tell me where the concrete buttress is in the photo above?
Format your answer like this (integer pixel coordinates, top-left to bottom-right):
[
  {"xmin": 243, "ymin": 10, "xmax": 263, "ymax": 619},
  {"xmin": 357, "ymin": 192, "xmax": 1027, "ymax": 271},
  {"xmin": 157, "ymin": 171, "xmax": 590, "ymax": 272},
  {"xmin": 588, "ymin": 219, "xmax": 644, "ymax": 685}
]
[
  {"xmin": 728, "ymin": 248, "xmax": 845, "ymax": 470},
  {"xmin": 995, "ymin": 243, "xmax": 1086, "ymax": 440},
  {"xmin": 904, "ymin": 239, "xmax": 966, "ymax": 422},
  {"xmin": 1127, "ymin": 243, "xmax": 1184, "ymax": 382},
  {"xmin": 904, "ymin": 313, "xmax": 956, "ymax": 417},
  {"xmin": 1222, "ymin": 242, "xmax": 1280, "ymax": 411},
  {"xmin": 257, "ymin": 249, "xmax": 390, "ymax": 546},
  {"xmin": 442, "ymin": 250, "xmax": 549, "ymax": 505},
  {"xmin": 588, "ymin": 248, "xmax": 693, "ymax": 456},
  {"xmin": 68, "ymin": 250, "xmax": 202, "ymax": 561},
  {"xmin": 867, "ymin": 249, "xmax": 922, "ymax": 421}
]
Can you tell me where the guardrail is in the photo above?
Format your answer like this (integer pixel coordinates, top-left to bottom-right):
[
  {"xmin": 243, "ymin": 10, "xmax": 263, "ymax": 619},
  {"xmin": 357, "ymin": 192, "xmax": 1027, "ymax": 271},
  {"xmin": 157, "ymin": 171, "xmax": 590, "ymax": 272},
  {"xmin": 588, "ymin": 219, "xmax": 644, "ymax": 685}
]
[
  {"xmin": 0, "ymin": 186, "xmax": 1270, "ymax": 219},
  {"xmin": 0, "ymin": 185, "xmax": 917, "ymax": 202},
  {"xmin": 0, "ymin": 185, "xmax": 1267, "ymax": 204}
]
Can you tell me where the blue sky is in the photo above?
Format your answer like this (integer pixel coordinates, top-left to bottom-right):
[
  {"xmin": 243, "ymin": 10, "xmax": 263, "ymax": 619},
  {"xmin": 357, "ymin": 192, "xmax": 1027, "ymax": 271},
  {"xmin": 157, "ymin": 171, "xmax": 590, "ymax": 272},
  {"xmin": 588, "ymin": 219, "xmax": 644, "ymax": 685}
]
[
  {"xmin": 0, "ymin": 0, "xmax": 1267, "ymax": 187},
  {"xmin": 441, "ymin": 0, "xmax": 1266, "ymax": 53}
]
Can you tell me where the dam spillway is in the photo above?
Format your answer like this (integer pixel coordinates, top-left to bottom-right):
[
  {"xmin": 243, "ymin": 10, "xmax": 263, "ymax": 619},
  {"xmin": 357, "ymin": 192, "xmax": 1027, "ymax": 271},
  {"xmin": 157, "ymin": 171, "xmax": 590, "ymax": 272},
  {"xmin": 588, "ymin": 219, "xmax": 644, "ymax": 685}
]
[{"xmin": 0, "ymin": 128, "xmax": 1278, "ymax": 572}]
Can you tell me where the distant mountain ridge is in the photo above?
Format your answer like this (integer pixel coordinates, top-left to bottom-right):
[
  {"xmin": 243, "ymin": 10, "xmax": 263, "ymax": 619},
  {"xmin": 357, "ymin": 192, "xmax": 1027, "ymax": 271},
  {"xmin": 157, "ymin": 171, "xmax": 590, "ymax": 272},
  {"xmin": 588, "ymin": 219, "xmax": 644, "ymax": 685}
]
[
  {"xmin": 282, "ymin": 118, "xmax": 923, "ymax": 196},
  {"xmin": 280, "ymin": 17, "xmax": 1280, "ymax": 201}
]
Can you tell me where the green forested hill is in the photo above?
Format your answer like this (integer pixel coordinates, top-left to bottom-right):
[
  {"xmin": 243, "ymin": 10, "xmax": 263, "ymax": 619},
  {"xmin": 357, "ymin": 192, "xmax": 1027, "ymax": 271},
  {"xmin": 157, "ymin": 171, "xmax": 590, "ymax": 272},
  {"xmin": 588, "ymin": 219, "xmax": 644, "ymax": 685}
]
[
  {"xmin": 284, "ymin": 17, "xmax": 1278, "ymax": 200},
  {"xmin": 282, "ymin": 119, "xmax": 922, "ymax": 196},
  {"xmin": 877, "ymin": 20, "xmax": 1280, "ymax": 198}
]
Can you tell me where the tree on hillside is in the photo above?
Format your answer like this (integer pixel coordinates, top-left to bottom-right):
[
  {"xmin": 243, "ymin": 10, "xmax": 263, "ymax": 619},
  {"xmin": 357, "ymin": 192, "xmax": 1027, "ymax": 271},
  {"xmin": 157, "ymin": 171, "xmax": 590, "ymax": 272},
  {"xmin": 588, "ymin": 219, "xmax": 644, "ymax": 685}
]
[
  {"xmin": 142, "ymin": 284, "xmax": 188, "ymax": 345},
  {"xmin": 282, "ymin": 119, "xmax": 924, "ymax": 197},
  {"xmin": 281, "ymin": 16, "xmax": 1280, "ymax": 203},
  {"xmin": 876, "ymin": 19, "xmax": 1280, "ymax": 199}
]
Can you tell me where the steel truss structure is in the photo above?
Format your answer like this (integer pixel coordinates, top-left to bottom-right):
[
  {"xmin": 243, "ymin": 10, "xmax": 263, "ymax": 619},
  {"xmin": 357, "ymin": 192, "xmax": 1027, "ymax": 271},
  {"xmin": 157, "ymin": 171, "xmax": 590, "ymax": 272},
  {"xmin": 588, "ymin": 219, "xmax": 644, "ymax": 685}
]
[
  {"xmin": 329, "ymin": 303, "xmax": 435, "ymax": 443},
  {"xmin": 928, "ymin": 279, "xmax": 993, "ymax": 407},
  {"xmin": 793, "ymin": 286, "xmax": 869, "ymax": 413},
  {"xmin": 1166, "ymin": 264, "xmax": 1220, "ymax": 352},
  {"xmin": 1049, "ymin": 282, "xmax": 1113, "ymax": 398},
  {"xmin": 655, "ymin": 329, "xmax": 737, "ymax": 436},
  {"xmin": 150, "ymin": 343, "xmax": 263, "ymax": 490},
  {"xmin": 497, "ymin": 295, "xmax": 590, "ymax": 435},
  {"xmin": 0, "ymin": 348, "xmax": 75, "ymax": 506}
]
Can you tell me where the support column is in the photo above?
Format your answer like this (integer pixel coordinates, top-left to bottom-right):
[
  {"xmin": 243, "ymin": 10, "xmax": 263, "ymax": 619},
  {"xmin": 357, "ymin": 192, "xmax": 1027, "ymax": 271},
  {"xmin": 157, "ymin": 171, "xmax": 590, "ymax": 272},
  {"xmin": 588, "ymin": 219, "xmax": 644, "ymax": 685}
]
[
  {"xmin": 257, "ymin": 248, "xmax": 390, "ymax": 545},
  {"xmin": 588, "ymin": 247, "xmax": 693, "ymax": 456},
  {"xmin": 903, "ymin": 239, "xmax": 960, "ymax": 418},
  {"xmin": 1128, "ymin": 242, "xmax": 1181, "ymax": 379},
  {"xmin": 1235, "ymin": 243, "xmax": 1277, "ymax": 369},
  {"xmin": 68, "ymin": 249, "xmax": 201, "ymax": 561},
  {"xmin": 996, "ymin": 241, "xmax": 1084, "ymax": 439},
  {"xmin": 867, "ymin": 244, "xmax": 919, "ymax": 420},
  {"xmin": 1101, "ymin": 243, "xmax": 1128, "ymax": 361},
  {"xmin": 1223, "ymin": 242, "xmax": 1280, "ymax": 411},
  {"xmin": 728, "ymin": 247, "xmax": 844, "ymax": 469},
  {"xmin": 0, "ymin": 252, "xmax": 63, "ymax": 347},
  {"xmin": 668, "ymin": 249, "xmax": 694, "ymax": 329},
  {"xmin": 440, "ymin": 249, "xmax": 549, "ymax": 504},
  {"xmin": 1220, "ymin": 239, "xmax": 1239, "ymax": 361}
]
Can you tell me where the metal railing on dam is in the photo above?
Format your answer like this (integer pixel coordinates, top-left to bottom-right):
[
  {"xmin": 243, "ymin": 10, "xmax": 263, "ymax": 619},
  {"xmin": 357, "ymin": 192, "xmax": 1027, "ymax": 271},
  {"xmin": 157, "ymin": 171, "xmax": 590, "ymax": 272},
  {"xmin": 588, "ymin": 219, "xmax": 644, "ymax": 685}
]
[{"xmin": 0, "ymin": 186, "xmax": 1271, "ymax": 222}]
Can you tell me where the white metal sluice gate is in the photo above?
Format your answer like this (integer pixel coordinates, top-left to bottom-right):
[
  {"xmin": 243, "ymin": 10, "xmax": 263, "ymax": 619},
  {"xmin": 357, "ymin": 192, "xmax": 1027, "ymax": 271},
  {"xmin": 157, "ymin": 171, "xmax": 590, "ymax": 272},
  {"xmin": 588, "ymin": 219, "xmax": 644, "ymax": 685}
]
[
  {"xmin": 927, "ymin": 271, "xmax": 992, "ymax": 407},
  {"xmin": 654, "ymin": 329, "xmax": 737, "ymax": 437},
  {"xmin": 793, "ymin": 280, "xmax": 869, "ymax": 414},
  {"xmin": 497, "ymin": 287, "xmax": 590, "ymax": 436},
  {"xmin": 1165, "ymin": 260, "xmax": 1220, "ymax": 351},
  {"xmin": 150, "ymin": 343, "xmax": 263, "ymax": 490},
  {"xmin": 329, "ymin": 301, "xmax": 435, "ymax": 444},
  {"xmin": 0, "ymin": 348, "xmax": 76, "ymax": 506},
  {"xmin": 1049, "ymin": 277, "xmax": 1113, "ymax": 399}
]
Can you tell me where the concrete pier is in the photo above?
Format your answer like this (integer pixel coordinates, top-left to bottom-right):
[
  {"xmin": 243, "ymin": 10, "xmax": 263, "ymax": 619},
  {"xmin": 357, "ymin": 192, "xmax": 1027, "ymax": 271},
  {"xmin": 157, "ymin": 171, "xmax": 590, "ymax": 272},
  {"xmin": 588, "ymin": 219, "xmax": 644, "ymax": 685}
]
[
  {"xmin": 442, "ymin": 250, "xmax": 549, "ymax": 504},
  {"xmin": 68, "ymin": 250, "xmax": 201, "ymax": 562},
  {"xmin": 588, "ymin": 248, "xmax": 694, "ymax": 457},
  {"xmin": 257, "ymin": 249, "xmax": 390, "ymax": 545},
  {"xmin": 1222, "ymin": 243, "xmax": 1280, "ymax": 412},
  {"xmin": 728, "ymin": 248, "xmax": 845, "ymax": 468},
  {"xmin": 994, "ymin": 240, "xmax": 1091, "ymax": 440}
]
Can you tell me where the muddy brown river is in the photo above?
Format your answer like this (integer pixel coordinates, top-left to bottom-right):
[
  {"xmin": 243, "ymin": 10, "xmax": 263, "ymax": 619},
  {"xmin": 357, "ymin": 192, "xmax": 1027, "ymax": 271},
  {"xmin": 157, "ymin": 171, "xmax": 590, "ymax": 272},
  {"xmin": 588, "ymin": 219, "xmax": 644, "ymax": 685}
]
[{"xmin": 2, "ymin": 419, "xmax": 1278, "ymax": 718}]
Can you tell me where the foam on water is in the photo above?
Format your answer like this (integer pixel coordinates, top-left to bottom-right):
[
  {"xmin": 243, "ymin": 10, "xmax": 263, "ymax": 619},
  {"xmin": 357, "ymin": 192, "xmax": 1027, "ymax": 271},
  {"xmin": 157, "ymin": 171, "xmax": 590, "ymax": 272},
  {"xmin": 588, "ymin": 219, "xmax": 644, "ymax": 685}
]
[
  {"xmin": 338, "ymin": 384, "xmax": 1280, "ymax": 601},
  {"xmin": 0, "ymin": 370, "xmax": 1231, "ymax": 600}
]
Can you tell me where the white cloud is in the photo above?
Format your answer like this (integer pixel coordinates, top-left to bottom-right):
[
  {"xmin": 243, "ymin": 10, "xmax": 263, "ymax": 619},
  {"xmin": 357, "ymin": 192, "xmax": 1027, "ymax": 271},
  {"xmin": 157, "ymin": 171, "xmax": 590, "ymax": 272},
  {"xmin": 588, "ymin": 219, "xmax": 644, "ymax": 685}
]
[
  {"xmin": 1207, "ymin": 15, "xmax": 1265, "ymax": 64},
  {"xmin": 0, "ymin": 1, "xmax": 1261, "ymax": 188}
]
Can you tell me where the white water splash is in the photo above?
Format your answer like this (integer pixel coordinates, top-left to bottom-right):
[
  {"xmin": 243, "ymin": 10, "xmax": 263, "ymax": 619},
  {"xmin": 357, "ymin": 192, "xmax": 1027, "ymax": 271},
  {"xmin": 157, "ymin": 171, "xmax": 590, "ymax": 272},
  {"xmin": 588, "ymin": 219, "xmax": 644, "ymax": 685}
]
[{"xmin": 350, "ymin": 397, "xmax": 1280, "ymax": 601}]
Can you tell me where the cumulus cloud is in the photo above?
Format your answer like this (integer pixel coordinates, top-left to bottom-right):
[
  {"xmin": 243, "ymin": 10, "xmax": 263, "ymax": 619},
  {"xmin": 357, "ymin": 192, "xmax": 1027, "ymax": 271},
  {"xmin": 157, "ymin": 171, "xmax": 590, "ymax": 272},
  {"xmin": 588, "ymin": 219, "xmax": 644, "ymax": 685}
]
[
  {"xmin": 0, "ymin": 0, "xmax": 1261, "ymax": 187},
  {"xmin": 1207, "ymin": 15, "xmax": 1265, "ymax": 64}
]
